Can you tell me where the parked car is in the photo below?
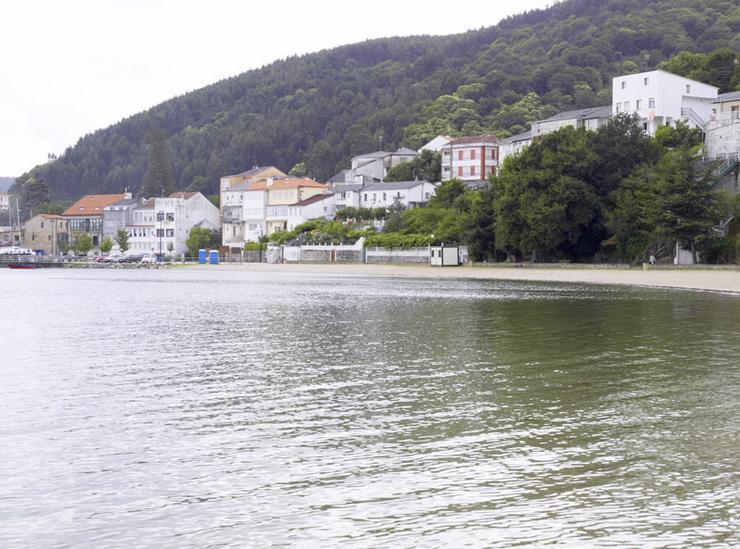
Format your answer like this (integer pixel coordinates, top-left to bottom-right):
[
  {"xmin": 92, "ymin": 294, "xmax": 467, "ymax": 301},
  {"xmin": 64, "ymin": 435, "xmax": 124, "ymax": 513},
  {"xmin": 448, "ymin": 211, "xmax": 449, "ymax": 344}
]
[
  {"xmin": 140, "ymin": 254, "xmax": 157, "ymax": 264},
  {"xmin": 123, "ymin": 254, "xmax": 144, "ymax": 263}
]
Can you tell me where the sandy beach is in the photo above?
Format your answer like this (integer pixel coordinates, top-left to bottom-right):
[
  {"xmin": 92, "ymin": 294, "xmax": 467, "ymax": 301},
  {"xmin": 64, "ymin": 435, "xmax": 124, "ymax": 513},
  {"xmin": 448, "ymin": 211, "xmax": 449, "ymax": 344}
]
[{"xmin": 208, "ymin": 262, "xmax": 740, "ymax": 294}]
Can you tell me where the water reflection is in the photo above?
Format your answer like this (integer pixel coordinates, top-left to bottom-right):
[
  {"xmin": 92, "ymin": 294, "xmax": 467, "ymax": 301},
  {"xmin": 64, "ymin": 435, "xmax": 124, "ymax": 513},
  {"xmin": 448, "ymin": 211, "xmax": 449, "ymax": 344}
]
[{"xmin": 0, "ymin": 269, "xmax": 738, "ymax": 548}]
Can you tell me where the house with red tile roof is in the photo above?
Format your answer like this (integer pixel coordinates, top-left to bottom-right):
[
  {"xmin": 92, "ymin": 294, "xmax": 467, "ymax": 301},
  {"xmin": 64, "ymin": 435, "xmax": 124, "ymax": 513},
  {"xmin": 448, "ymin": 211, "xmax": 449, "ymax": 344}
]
[{"xmin": 63, "ymin": 193, "xmax": 130, "ymax": 248}]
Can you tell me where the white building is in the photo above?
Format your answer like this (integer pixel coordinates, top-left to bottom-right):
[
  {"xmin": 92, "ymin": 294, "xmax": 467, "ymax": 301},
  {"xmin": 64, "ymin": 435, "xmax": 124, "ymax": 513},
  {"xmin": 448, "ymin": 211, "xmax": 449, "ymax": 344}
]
[
  {"xmin": 612, "ymin": 70, "xmax": 718, "ymax": 135},
  {"xmin": 531, "ymin": 105, "xmax": 611, "ymax": 138},
  {"xmin": 498, "ymin": 130, "xmax": 532, "ymax": 167},
  {"xmin": 221, "ymin": 177, "xmax": 329, "ymax": 248},
  {"xmin": 359, "ymin": 181, "xmax": 436, "ymax": 209},
  {"xmin": 348, "ymin": 148, "xmax": 419, "ymax": 182},
  {"xmin": 127, "ymin": 192, "xmax": 220, "ymax": 256},
  {"xmin": 286, "ymin": 193, "xmax": 336, "ymax": 231},
  {"xmin": 706, "ymin": 91, "xmax": 740, "ymax": 158},
  {"xmin": 440, "ymin": 135, "xmax": 498, "ymax": 184},
  {"xmin": 331, "ymin": 183, "xmax": 363, "ymax": 210},
  {"xmin": 418, "ymin": 135, "xmax": 452, "ymax": 153},
  {"xmin": 0, "ymin": 191, "xmax": 9, "ymax": 212}
]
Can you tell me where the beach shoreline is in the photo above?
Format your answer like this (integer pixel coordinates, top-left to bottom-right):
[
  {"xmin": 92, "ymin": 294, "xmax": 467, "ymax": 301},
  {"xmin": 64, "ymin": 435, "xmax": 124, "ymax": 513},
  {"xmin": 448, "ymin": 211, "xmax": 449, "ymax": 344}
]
[{"xmin": 200, "ymin": 262, "xmax": 740, "ymax": 294}]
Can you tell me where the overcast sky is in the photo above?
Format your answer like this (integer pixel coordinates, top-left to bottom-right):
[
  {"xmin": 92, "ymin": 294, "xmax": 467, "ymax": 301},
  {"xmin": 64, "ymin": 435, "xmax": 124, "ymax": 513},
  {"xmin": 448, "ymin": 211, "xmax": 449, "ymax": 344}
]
[{"xmin": 0, "ymin": 0, "xmax": 552, "ymax": 177}]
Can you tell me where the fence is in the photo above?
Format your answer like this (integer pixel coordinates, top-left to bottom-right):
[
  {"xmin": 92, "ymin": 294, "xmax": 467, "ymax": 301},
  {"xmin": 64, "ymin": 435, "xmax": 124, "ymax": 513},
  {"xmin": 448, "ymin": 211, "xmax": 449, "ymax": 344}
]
[{"xmin": 365, "ymin": 247, "xmax": 430, "ymax": 264}]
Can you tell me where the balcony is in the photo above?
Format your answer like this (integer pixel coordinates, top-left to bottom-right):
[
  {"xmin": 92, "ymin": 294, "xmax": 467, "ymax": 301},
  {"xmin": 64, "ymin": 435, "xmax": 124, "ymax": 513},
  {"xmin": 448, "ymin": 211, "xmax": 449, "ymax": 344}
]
[{"xmin": 222, "ymin": 206, "xmax": 243, "ymax": 223}]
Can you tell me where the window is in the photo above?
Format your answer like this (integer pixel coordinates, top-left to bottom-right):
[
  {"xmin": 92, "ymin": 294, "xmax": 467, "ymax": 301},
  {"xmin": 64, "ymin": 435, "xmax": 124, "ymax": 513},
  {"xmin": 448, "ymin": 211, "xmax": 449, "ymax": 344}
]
[
  {"xmin": 470, "ymin": 166, "xmax": 476, "ymax": 176},
  {"xmin": 686, "ymin": 84, "xmax": 691, "ymax": 93},
  {"xmin": 643, "ymin": 123, "xmax": 648, "ymax": 131},
  {"xmin": 666, "ymin": 117, "xmax": 673, "ymax": 125},
  {"xmin": 166, "ymin": 229, "xmax": 174, "ymax": 237},
  {"xmin": 166, "ymin": 213, "xmax": 174, "ymax": 222},
  {"xmin": 156, "ymin": 229, "xmax": 164, "ymax": 237},
  {"xmin": 458, "ymin": 167, "xmax": 463, "ymax": 177},
  {"xmin": 372, "ymin": 193, "xmax": 376, "ymax": 201},
  {"xmin": 648, "ymin": 97, "xmax": 655, "ymax": 108},
  {"xmin": 364, "ymin": 193, "xmax": 367, "ymax": 201},
  {"xmin": 40, "ymin": 222, "xmax": 45, "ymax": 228},
  {"xmin": 621, "ymin": 81, "xmax": 626, "ymax": 89},
  {"xmin": 732, "ymin": 106, "xmax": 739, "ymax": 119},
  {"xmin": 396, "ymin": 192, "xmax": 401, "ymax": 198},
  {"xmin": 615, "ymin": 102, "xmax": 621, "ymax": 113},
  {"xmin": 643, "ymin": 77, "xmax": 649, "ymax": 86},
  {"xmin": 382, "ymin": 192, "xmax": 386, "ymax": 201},
  {"xmin": 470, "ymin": 149, "xmax": 476, "ymax": 160},
  {"xmin": 635, "ymin": 99, "xmax": 642, "ymax": 110},
  {"xmin": 156, "ymin": 212, "xmax": 165, "ymax": 222},
  {"xmin": 458, "ymin": 150, "xmax": 463, "ymax": 161},
  {"xmin": 624, "ymin": 101, "xmax": 630, "ymax": 111}
]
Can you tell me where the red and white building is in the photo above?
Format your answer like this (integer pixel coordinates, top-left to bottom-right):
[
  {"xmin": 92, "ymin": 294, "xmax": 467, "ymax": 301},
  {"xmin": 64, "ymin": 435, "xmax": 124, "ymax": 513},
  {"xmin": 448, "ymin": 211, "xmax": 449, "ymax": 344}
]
[{"xmin": 441, "ymin": 135, "xmax": 498, "ymax": 185}]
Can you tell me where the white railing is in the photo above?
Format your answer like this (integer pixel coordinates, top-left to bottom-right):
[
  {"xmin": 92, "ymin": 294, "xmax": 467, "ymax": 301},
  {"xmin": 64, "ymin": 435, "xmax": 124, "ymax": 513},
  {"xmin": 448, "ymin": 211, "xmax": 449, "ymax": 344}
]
[{"xmin": 681, "ymin": 107, "xmax": 707, "ymax": 129}]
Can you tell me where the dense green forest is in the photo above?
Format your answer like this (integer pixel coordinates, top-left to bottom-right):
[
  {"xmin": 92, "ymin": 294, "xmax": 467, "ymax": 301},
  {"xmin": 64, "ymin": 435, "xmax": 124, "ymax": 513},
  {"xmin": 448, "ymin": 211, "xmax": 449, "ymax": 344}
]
[{"xmin": 14, "ymin": 0, "xmax": 740, "ymax": 203}]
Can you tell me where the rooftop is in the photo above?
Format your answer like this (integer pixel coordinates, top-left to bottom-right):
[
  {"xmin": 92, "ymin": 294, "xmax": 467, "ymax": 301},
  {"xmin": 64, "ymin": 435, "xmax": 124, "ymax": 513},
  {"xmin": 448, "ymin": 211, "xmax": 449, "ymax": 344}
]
[
  {"xmin": 715, "ymin": 91, "xmax": 740, "ymax": 103},
  {"xmin": 235, "ymin": 177, "xmax": 328, "ymax": 192},
  {"xmin": 364, "ymin": 180, "xmax": 433, "ymax": 191},
  {"xmin": 225, "ymin": 166, "xmax": 285, "ymax": 178},
  {"xmin": 500, "ymin": 130, "xmax": 532, "ymax": 144},
  {"xmin": 170, "ymin": 191, "xmax": 198, "ymax": 200},
  {"xmin": 538, "ymin": 105, "xmax": 612, "ymax": 123},
  {"xmin": 63, "ymin": 193, "xmax": 128, "ymax": 216},
  {"xmin": 105, "ymin": 197, "xmax": 140, "ymax": 209},
  {"xmin": 351, "ymin": 148, "xmax": 420, "ymax": 161},
  {"xmin": 448, "ymin": 135, "xmax": 499, "ymax": 146},
  {"xmin": 293, "ymin": 193, "xmax": 334, "ymax": 207}
]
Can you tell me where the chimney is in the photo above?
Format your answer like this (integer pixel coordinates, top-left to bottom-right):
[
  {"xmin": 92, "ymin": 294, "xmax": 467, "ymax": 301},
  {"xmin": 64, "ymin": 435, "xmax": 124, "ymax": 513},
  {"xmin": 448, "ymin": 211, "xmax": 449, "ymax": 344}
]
[
  {"xmin": 124, "ymin": 192, "xmax": 132, "ymax": 199},
  {"xmin": 266, "ymin": 177, "xmax": 274, "ymax": 187}
]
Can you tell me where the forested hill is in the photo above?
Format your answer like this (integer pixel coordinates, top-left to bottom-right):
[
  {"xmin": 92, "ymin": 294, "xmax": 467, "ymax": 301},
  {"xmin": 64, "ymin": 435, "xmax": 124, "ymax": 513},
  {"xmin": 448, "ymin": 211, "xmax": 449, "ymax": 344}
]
[{"xmin": 19, "ymin": 0, "xmax": 740, "ymax": 200}]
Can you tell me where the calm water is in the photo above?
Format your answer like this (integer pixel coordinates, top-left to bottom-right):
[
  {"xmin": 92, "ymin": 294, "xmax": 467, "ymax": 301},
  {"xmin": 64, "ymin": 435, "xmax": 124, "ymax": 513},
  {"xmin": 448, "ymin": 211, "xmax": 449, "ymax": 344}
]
[{"xmin": 1, "ymin": 268, "xmax": 739, "ymax": 548}]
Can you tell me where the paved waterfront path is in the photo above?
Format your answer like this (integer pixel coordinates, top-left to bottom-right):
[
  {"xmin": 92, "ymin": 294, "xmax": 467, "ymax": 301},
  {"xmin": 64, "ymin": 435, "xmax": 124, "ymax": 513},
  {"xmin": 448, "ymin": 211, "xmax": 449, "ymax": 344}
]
[{"xmin": 209, "ymin": 263, "xmax": 740, "ymax": 294}]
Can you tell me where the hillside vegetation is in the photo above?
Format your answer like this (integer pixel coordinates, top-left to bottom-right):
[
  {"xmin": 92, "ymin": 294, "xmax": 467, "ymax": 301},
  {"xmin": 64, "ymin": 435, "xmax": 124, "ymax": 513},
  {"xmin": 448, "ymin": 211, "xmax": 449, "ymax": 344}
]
[{"xmin": 16, "ymin": 0, "xmax": 740, "ymax": 200}]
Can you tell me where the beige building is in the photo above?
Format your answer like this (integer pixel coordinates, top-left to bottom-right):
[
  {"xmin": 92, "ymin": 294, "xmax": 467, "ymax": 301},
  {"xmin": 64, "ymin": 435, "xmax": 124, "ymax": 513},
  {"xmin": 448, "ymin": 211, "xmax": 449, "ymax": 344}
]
[
  {"xmin": 219, "ymin": 166, "xmax": 286, "ymax": 198},
  {"xmin": 23, "ymin": 214, "xmax": 69, "ymax": 255},
  {"xmin": 222, "ymin": 177, "xmax": 329, "ymax": 246}
]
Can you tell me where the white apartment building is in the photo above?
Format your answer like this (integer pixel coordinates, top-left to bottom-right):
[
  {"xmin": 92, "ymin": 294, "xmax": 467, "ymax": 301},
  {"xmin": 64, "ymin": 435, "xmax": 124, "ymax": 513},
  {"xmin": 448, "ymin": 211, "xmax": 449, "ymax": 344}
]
[
  {"xmin": 498, "ymin": 130, "xmax": 532, "ymax": 167},
  {"xmin": 359, "ymin": 181, "xmax": 436, "ymax": 209},
  {"xmin": 612, "ymin": 70, "xmax": 718, "ymax": 135},
  {"xmin": 221, "ymin": 177, "xmax": 329, "ymax": 247},
  {"xmin": 706, "ymin": 91, "xmax": 740, "ymax": 157},
  {"xmin": 441, "ymin": 135, "xmax": 498, "ymax": 183},
  {"xmin": 127, "ymin": 192, "xmax": 220, "ymax": 256},
  {"xmin": 531, "ymin": 105, "xmax": 612, "ymax": 138},
  {"xmin": 286, "ymin": 193, "xmax": 336, "ymax": 231},
  {"xmin": 0, "ymin": 191, "xmax": 9, "ymax": 211},
  {"xmin": 330, "ymin": 183, "xmax": 363, "ymax": 210},
  {"xmin": 348, "ymin": 148, "xmax": 419, "ymax": 181}
]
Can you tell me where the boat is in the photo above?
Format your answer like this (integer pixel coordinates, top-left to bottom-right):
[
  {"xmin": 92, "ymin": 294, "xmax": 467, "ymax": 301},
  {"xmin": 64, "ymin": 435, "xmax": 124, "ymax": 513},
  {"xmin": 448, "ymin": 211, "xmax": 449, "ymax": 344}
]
[{"xmin": 8, "ymin": 263, "xmax": 40, "ymax": 269}]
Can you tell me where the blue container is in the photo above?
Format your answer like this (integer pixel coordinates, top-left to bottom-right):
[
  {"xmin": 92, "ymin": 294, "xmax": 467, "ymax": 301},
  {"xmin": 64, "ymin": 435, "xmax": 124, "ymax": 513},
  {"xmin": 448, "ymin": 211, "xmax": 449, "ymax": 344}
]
[
  {"xmin": 198, "ymin": 249, "xmax": 207, "ymax": 264},
  {"xmin": 209, "ymin": 249, "xmax": 219, "ymax": 265}
]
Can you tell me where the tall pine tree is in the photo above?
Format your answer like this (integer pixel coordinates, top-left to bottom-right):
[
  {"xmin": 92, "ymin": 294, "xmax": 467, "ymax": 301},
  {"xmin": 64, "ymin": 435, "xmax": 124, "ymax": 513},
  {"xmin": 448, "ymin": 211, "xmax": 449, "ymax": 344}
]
[{"xmin": 141, "ymin": 129, "xmax": 176, "ymax": 197}]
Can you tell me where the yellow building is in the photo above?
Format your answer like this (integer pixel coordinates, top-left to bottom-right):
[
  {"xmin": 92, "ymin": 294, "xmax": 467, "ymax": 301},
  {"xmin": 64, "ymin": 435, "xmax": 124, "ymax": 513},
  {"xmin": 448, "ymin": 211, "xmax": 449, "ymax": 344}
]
[
  {"xmin": 245, "ymin": 177, "xmax": 329, "ymax": 234},
  {"xmin": 23, "ymin": 214, "xmax": 69, "ymax": 255},
  {"xmin": 219, "ymin": 166, "xmax": 287, "ymax": 196}
]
